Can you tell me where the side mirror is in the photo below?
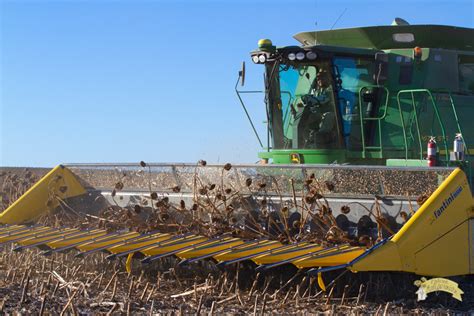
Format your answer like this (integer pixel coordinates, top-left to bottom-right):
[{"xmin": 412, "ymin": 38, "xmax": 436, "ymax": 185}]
[
  {"xmin": 239, "ymin": 61, "xmax": 246, "ymax": 86},
  {"xmin": 374, "ymin": 52, "xmax": 389, "ymax": 85}
]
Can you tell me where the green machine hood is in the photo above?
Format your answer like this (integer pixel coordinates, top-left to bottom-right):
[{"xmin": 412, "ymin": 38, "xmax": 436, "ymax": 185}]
[{"xmin": 294, "ymin": 25, "xmax": 474, "ymax": 51}]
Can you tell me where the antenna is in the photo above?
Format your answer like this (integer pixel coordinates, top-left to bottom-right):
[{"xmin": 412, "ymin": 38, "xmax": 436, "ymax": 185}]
[
  {"xmin": 330, "ymin": 7, "xmax": 347, "ymax": 30},
  {"xmin": 314, "ymin": 21, "xmax": 318, "ymax": 46},
  {"xmin": 314, "ymin": 0, "xmax": 318, "ymax": 45}
]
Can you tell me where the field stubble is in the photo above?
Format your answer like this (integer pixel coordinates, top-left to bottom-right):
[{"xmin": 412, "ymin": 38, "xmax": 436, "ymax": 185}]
[{"xmin": 0, "ymin": 165, "xmax": 472, "ymax": 314}]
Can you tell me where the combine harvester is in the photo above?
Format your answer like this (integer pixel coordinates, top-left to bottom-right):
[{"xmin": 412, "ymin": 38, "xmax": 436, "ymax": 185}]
[{"xmin": 1, "ymin": 19, "xmax": 474, "ymax": 284}]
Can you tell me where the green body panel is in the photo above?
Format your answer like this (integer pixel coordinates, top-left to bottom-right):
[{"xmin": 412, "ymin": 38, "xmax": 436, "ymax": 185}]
[
  {"xmin": 293, "ymin": 25, "xmax": 474, "ymax": 51},
  {"xmin": 258, "ymin": 149, "xmax": 346, "ymax": 164},
  {"xmin": 386, "ymin": 159, "xmax": 429, "ymax": 167}
]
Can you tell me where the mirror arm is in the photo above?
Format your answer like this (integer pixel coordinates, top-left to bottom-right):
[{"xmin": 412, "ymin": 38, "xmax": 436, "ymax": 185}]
[{"xmin": 235, "ymin": 77, "xmax": 264, "ymax": 148}]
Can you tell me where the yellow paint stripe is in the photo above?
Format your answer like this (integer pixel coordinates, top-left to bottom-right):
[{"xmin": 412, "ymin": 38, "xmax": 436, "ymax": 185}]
[
  {"xmin": 214, "ymin": 240, "xmax": 283, "ymax": 262},
  {"xmin": 228, "ymin": 239, "xmax": 275, "ymax": 252},
  {"xmin": 191, "ymin": 239, "xmax": 268, "ymax": 261},
  {"xmin": 252, "ymin": 243, "xmax": 321, "ymax": 265},
  {"xmin": 141, "ymin": 236, "xmax": 209, "ymax": 256},
  {"xmin": 0, "ymin": 225, "xmax": 25, "ymax": 234},
  {"xmin": 0, "ymin": 225, "xmax": 51, "ymax": 237},
  {"xmin": 107, "ymin": 233, "xmax": 173, "ymax": 253},
  {"xmin": 47, "ymin": 231, "xmax": 108, "ymax": 248},
  {"xmin": 176, "ymin": 238, "xmax": 244, "ymax": 259},
  {"xmin": 0, "ymin": 226, "xmax": 35, "ymax": 238},
  {"xmin": 76, "ymin": 232, "xmax": 142, "ymax": 252},
  {"xmin": 0, "ymin": 227, "xmax": 57, "ymax": 242},
  {"xmin": 17, "ymin": 228, "xmax": 81, "ymax": 246},
  {"xmin": 292, "ymin": 246, "xmax": 364, "ymax": 268}
]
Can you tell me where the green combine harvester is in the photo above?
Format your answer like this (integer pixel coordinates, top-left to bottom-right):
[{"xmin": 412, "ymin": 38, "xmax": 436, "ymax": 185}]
[
  {"xmin": 244, "ymin": 18, "xmax": 474, "ymax": 168},
  {"xmin": 1, "ymin": 19, "xmax": 473, "ymax": 279}
]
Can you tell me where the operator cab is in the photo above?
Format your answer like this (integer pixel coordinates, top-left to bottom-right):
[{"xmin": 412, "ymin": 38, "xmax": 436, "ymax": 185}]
[
  {"xmin": 275, "ymin": 55, "xmax": 339, "ymax": 150},
  {"xmin": 253, "ymin": 42, "xmax": 384, "ymax": 158}
]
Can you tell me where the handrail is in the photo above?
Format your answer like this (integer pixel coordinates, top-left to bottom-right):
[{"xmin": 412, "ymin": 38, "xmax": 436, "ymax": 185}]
[
  {"xmin": 396, "ymin": 89, "xmax": 449, "ymax": 163},
  {"xmin": 396, "ymin": 93, "xmax": 410, "ymax": 160},
  {"xmin": 445, "ymin": 92, "xmax": 472, "ymax": 186},
  {"xmin": 446, "ymin": 92, "xmax": 470, "ymax": 160},
  {"xmin": 358, "ymin": 85, "xmax": 390, "ymax": 156},
  {"xmin": 409, "ymin": 91, "xmax": 424, "ymax": 160}
]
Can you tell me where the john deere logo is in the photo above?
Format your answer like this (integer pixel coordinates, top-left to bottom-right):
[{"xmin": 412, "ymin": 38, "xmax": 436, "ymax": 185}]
[
  {"xmin": 290, "ymin": 153, "xmax": 301, "ymax": 164},
  {"xmin": 414, "ymin": 277, "xmax": 464, "ymax": 301}
]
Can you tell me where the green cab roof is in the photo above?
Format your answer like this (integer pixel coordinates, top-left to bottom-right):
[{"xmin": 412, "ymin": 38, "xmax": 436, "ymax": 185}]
[{"xmin": 294, "ymin": 25, "xmax": 474, "ymax": 51}]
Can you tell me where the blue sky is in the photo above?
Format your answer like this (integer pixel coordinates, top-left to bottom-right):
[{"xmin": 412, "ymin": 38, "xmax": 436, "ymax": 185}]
[{"xmin": 1, "ymin": 0, "xmax": 473, "ymax": 167}]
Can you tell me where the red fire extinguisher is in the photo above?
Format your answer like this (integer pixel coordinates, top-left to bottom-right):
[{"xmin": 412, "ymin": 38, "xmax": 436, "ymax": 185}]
[{"xmin": 427, "ymin": 137, "xmax": 437, "ymax": 167}]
